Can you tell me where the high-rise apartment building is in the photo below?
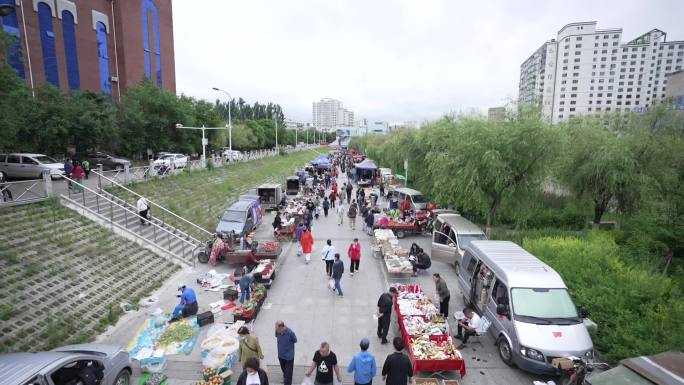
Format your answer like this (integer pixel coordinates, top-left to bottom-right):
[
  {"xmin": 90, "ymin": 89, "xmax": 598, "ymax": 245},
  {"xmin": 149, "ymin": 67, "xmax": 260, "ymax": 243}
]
[
  {"xmin": 519, "ymin": 22, "xmax": 684, "ymax": 123},
  {"xmin": 312, "ymin": 98, "xmax": 354, "ymax": 131},
  {"xmin": 0, "ymin": 0, "xmax": 175, "ymax": 100}
]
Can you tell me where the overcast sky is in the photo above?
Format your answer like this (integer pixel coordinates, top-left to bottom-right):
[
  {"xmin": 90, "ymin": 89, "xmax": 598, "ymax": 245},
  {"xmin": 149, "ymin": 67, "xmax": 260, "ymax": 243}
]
[{"xmin": 172, "ymin": 0, "xmax": 684, "ymax": 124}]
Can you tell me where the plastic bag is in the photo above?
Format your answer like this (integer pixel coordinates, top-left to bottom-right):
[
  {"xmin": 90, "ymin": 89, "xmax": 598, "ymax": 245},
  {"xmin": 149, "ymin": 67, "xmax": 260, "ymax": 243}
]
[
  {"xmin": 301, "ymin": 377, "xmax": 313, "ymax": 385},
  {"xmin": 328, "ymin": 279, "xmax": 335, "ymax": 290},
  {"xmin": 202, "ymin": 340, "xmax": 239, "ymax": 369}
]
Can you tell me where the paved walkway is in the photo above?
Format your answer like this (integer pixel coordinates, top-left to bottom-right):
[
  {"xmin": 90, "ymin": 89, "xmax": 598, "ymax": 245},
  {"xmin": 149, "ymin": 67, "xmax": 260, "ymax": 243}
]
[{"xmin": 98, "ymin": 170, "xmax": 546, "ymax": 385}]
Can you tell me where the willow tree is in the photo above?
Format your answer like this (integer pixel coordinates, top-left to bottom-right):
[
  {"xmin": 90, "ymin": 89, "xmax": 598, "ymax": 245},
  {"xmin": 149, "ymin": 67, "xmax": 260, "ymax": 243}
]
[{"xmin": 426, "ymin": 107, "xmax": 557, "ymax": 235}]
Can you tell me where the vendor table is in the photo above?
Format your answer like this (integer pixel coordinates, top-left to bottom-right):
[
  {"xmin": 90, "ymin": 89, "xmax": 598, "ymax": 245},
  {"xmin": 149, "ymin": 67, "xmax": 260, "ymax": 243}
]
[{"xmin": 393, "ymin": 285, "xmax": 466, "ymax": 378}]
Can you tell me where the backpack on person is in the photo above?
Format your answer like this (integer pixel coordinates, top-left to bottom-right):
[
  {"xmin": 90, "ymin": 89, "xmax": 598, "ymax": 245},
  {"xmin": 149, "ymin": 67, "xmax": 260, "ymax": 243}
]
[{"xmin": 348, "ymin": 205, "xmax": 357, "ymax": 218}]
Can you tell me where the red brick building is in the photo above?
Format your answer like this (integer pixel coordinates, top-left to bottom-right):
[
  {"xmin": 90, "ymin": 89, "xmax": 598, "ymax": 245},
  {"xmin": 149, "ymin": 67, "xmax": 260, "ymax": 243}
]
[{"xmin": 0, "ymin": 0, "xmax": 176, "ymax": 100}]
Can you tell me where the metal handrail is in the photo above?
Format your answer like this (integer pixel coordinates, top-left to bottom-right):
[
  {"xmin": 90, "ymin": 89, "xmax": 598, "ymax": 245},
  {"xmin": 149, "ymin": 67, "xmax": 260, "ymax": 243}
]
[
  {"xmin": 60, "ymin": 193, "xmax": 196, "ymax": 266},
  {"xmin": 61, "ymin": 175, "xmax": 199, "ymax": 260},
  {"xmin": 0, "ymin": 178, "xmax": 48, "ymax": 206},
  {"xmin": 92, "ymin": 170, "xmax": 213, "ymax": 239}
]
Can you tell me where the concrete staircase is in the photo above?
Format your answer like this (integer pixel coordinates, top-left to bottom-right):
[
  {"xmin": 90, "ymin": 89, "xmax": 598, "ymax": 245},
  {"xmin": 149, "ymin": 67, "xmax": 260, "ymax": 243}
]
[{"xmin": 60, "ymin": 177, "xmax": 204, "ymax": 267}]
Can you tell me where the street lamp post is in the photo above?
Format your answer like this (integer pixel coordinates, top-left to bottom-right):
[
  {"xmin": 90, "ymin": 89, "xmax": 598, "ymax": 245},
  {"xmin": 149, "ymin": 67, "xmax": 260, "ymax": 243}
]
[
  {"xmin": 212, "ymin": 87, "xmax": 232, "ymax": 153},
  {"xmin": 176, "ymin": 124, "xmax": 227, "ymax": 165},
  {"xmin": 274, "ymin": 115, "xmax": 278, "ymax": 149}
]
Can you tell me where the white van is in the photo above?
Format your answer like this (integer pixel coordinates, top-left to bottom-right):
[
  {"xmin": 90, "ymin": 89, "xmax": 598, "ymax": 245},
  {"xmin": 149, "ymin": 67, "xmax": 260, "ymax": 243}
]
[
  {"xmin": 388, "ymin": 187, "xmax": 428, "ymax": 211},
  {"xmin": 457, "ymin": 240, "xmax": 594, "ymax": 375},
  {"xmin": 431, "ymin": 213, "xmax": 486, "ymax": 268}
]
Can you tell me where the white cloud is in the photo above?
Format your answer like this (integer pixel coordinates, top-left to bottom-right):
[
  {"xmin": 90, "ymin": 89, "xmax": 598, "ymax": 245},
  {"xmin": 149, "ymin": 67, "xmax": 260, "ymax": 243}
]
[{"xmin": 172, "ymin": 0, "xmax": 684, "ymax": 122}]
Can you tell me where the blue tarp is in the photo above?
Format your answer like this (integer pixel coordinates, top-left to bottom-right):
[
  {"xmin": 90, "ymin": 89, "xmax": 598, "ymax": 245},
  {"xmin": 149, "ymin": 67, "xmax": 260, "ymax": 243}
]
[
  {"xmin": 311, "ymin": 156, "xmax": 331, "ymax": 168},
  {"xmin": 355, "ymin": 159, "xmax": 377, "ymax": 170}
]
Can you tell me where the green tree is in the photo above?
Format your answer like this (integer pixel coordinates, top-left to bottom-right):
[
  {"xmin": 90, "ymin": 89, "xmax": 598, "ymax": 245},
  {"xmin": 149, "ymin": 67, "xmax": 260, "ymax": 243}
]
[
  {"xmin": 559, "ymin": 115, "xmax": 645, "ymax": 227},
  {"xmin": 426, "ymin": 107, "xmax": 557, "ymax": 235}
]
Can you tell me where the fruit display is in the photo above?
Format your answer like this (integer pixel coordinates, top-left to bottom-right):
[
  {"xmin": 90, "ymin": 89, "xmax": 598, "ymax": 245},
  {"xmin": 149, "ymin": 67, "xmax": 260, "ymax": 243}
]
[
  {"xmin": 259, "ymin": 242, "xmax": 280, "ymax": 253},
  {"xmin": 410, "ymin": 335, "xmax": 461, "ymax": 360},
  {"xmin": 209, "ymin": 375, "xmax": 224, "ymax": 385},
  {"xmin": 202, "ymin": 367, "xmax": 216, "ymax": 380},
  {"xmin": 233, "ymin": 298, "xmax": 259, "ymax": 318},
  {"xmin": 252, "ymin": 285, "xmax": 267, "ymax": 301}
]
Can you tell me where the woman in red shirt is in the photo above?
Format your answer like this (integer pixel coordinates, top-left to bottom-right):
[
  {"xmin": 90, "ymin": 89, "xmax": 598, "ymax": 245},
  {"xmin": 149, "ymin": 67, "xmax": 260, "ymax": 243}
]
[
  {"xmin": 347, "ymin": 238, "xmax": 361, "ymax": 276},
  {"xmin": 71, "ymin": 161, "xmax": 85, "ymax": 192}
]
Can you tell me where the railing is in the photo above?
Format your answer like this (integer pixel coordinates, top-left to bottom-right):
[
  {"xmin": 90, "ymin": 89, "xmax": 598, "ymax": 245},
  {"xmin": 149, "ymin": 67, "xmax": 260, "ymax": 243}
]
[
  {"xmin": 60, "ymin": 175, "xmax": 199, "ymax": 265},
  {"xmin": 92, "ymin": 170, "xmax": 212, "ymax": 240},
  {"xmin": 0, "ymin": 174, "xmax": 51, "ymax": 207}
]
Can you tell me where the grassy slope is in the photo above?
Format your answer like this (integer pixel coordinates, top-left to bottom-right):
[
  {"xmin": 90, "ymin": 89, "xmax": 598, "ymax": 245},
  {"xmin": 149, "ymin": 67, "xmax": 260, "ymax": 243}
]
[
  {"xmin": 0, "ymin": 199, "xmax": 179, "ymax": 352},
  {"xmin": 115, "ymin": 149, "xmax": 329, "ymax": 240}
]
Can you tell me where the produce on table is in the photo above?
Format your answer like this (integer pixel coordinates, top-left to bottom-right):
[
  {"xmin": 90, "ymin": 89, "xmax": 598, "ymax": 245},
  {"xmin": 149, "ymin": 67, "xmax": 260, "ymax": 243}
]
[
  {"xmin": 233, "ymin": 298, "xmax": 260, "ymax": 318},
  {"xmin": 403, "ymin": 316, "xmax": 448, "ymax": 336},
  {"xmin": 203, "ymin": 367, "xmax": 217, "ymax": 379},
  {"xmin": 209, "ymin": 375, "xmax": 224, "ymax": 385},
  {"xmin": 410, "ymin": 335, "xmax": 461, "ymax": 360},
  {"xmin": 260, "ymin": 242, "xmax": 280, "ymax": 252},
  {"xmin": 195, "ymin": 381, "xmax": 210, "ymax": 385},
  {"xmin": 158, "ymin": 321, "xmax": 196, "ymax": 347}
]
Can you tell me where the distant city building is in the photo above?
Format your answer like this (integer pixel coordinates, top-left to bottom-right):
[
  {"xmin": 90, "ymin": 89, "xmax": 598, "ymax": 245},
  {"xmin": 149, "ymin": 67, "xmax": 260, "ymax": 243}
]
[
  {"xmin": 312, "ymin": 98, "xmax": 354, "ymax": 132},
  {"xmin": 0, "ymin": 0, "xmax": 176, "ymax": 100},
  {"xmin": 389, "ymin": 121, "xmax": 420, "ymax": 130},
  {"xmin": 519, "ymin": 21, "xmax": 684, "ymax": 123},
  {"xmin": 665, "ymin": 70, "xmax": 684, "ymax": 109},
  {"xmin": 368, "ymin": 121, "xmax": 389, "ymax": 134},
  {"xmin": 488, "ymin": 107, "xmax": 506, "ymax": 121}
]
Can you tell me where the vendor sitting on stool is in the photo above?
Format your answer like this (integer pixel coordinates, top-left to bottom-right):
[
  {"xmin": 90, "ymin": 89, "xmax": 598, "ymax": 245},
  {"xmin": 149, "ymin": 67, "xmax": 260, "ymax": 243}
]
[
  {"xmin": 410, "ymin": 249, "xmax": 431, "ymax": 277},
  {"xmin": 171, "ymin": 284, "xmax": 198, "ymax": 321}
]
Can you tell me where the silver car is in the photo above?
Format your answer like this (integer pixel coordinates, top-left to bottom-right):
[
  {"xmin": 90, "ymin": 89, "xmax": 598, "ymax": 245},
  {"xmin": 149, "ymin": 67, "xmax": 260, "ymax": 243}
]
[
  {"xmin": 0, "ymin": 344, "xmax": 132, "ymax": 385},
  {"xmin": 0, "ymin": 153, "xmax": 64, "ymax": 180}
]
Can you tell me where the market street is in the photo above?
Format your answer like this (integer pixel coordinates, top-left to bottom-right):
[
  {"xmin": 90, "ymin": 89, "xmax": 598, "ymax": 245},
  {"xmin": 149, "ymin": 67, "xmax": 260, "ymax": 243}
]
[{"xmin": 98, "ymin": 171, "xmax": 546, "ymax": 385}]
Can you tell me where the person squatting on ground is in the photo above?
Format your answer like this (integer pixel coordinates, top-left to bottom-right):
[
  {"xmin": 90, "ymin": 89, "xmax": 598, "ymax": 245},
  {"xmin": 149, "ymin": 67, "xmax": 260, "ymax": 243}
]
[
  {"xmin": 455, "ymin": 307, "xmax": 481, "ymax": 349},
  {"xmin": 171, "ymin": 284, "xmax": 198, "ymax": 321}
]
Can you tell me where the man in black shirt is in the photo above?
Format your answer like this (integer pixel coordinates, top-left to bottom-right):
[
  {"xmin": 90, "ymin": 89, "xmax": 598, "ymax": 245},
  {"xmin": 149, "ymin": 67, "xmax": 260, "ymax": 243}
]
[
  {"xmin": 382, "ymin": 337, "xmax": 413, "ymax": 385},
  {"xmin": 306, "ymin": 342, "xmax": 342, "ymax": 385},
  {"xmin": 376, "ymin": 287, "xmax": 398, "ymax": 344}
]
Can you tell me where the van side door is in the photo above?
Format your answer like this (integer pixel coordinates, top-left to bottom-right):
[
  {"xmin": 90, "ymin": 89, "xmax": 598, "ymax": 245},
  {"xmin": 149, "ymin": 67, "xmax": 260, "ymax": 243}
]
[
  {"xmin": 431, "ymin": 218, "xmax": 458, "ymax": 264},
  {"xmin": 458, "ymin": 250, "xmax": 480, "ymax": 306},
  {"xmin": 487, "ymin": 278, "xmax": 513, "ymax": 339}
]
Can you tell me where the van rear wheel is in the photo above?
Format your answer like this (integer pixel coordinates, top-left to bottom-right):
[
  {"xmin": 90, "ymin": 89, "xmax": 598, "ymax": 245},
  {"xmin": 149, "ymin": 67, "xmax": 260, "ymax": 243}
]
[{"xmin": 497, "ymin": 336, "xmax": 514, "ymax": 366}]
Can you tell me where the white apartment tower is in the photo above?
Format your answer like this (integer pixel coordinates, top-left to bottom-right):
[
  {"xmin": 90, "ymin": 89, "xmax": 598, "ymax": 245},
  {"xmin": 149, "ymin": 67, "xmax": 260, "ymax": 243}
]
[
  {"xmin": 312, "ymin": 98, "xmax": 354, "ymax": 132},
  {"xmin": 519, "ymin": 22, "xmax": 684, "ymax": 123}
]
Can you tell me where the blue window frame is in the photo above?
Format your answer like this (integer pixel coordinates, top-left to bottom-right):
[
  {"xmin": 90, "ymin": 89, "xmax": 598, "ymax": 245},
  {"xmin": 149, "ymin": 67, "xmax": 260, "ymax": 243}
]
[
  {"xmin": 1, "ymin": 0, "xmax": 25, "ymax": 78},
  {"xmin": 38, "ymin": 2, "xmax": 59, "ymax": 86},
  {"xmin": 61, "ymin": 10, "xmax": 79, "ymax": 90},
  {"xmin": 95, "ymin": 21, "xmax": 110, "ymax": 94},
  {"xmin": 142, "ymin": 0, "xmax": 161, "ymax": 86}
]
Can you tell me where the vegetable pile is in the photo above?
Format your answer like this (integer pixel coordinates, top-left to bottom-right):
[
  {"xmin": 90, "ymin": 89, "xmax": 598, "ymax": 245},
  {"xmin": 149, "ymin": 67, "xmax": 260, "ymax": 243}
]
[{"xmin": 158, "ymin": 321, "xmax": 196, "ymax": 346}]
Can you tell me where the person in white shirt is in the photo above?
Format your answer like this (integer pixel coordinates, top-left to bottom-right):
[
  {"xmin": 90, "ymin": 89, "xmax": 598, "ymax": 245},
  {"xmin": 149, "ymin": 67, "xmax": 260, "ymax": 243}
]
[
  {"xmin": 137, "ymin": 197, "xmax": 150, "ymax": 225},
  {"xmin": 321, "ymin": 239, "xmax": 336, "ymax": 278},
  {"xmin": 336, "ymin": 202, "xmax": 347, "ymax": 226},
  {"xmin": 455, "ymin": 307, "xmax": 481, "ymax": 348}
]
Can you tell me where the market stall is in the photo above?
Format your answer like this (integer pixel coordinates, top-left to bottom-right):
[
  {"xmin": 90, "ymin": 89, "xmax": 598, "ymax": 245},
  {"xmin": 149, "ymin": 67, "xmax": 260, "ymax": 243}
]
[
  {"xmin": 128, "ymin": 315, "xmax": 201, "ymax": 372},
  {"xmin": 311, "ymin": 155, "xmax": 331, "ymax": 170},
  {"xmin": 354, "ymin": 159, "xmax": 378, "ymax": 186},
  {"xmin": 373, "ymin": 229, "xmax": 413, "ymax": 276},
  {"xmin": 394, "ymin": 285, "xmax": 466, "ymax": 378}
]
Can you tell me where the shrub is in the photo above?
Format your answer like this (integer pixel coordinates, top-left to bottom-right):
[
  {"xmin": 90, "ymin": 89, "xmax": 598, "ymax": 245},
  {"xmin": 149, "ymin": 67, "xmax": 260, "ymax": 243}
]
[{"xmin": 522, "ymin": 232, "xmax": 684, "ymax": 362}]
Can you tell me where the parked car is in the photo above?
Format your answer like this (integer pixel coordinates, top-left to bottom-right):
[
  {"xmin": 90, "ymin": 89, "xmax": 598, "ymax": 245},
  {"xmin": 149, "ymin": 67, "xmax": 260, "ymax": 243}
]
[
  {"xmin": 457, "ymin": 240, "xmax": 594, "ymax": 375},
  {"xmin": 0, "ymin": 153, "xmax": 64, "ymax": 180},
  {"xmin": 221, "ymin": 149, "xmax": 243, "ymax": 161},
  {"xmin": 215, "ymin": 197, "xmax": 262, "ymax": 237},
  {"xmin": 431, "ymin": 213, "xmax": 486, "ymax": 269},
  {"xmin": 72, "ymin": 152, "xmax": 131, "ymax": 172},
  {"xmin": 0, "ymin": 343, "xmax": 132, "ymax": 385},
  {"xmin": 153, "ymin": 153, "xmax": 188, "ymax": 169}
]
